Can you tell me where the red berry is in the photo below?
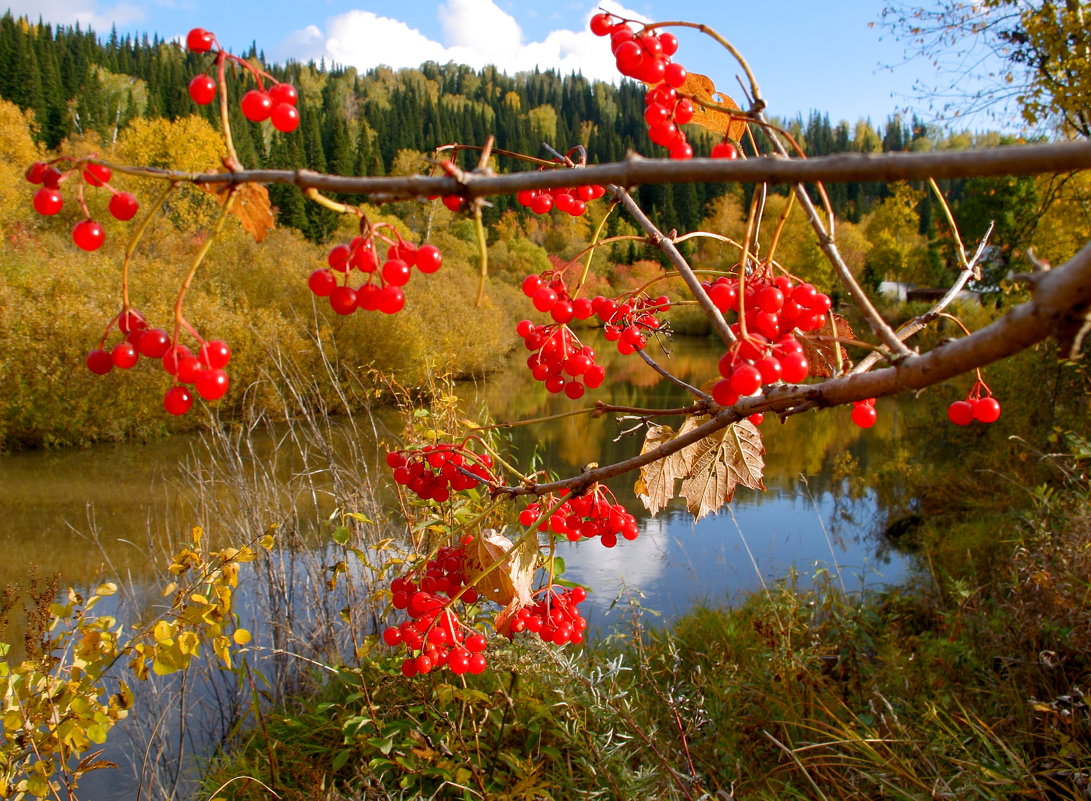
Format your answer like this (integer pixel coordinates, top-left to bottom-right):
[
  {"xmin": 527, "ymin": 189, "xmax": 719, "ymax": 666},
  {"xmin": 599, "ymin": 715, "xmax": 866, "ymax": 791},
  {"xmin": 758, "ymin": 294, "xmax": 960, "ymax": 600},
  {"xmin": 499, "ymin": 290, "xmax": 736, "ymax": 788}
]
[
  {"xmin": 308, "ymin": 269, "xmax": 336, "ymax": 296},
  {"xmin": 590, "ymin": 13, "xmax": 613, "ymax": 36},
  {"xmin": 33, "ymin": 188, "xmax": 63, "ymax": 216},
  {"xmin": 659, "ymin": 32, "xmax": 679, "ymax": 56},
  {"xmin": 111, "ymin": 342, "xmax": 139, "ymax": 369},
  {"xmin": 24, "ymin": 161, "xmax": 48, "ymax": 184},
  {"xmin": 664, "ymin": 62, "xmax": 687, "ymax": 88},
  {"xmin": 270, "ymin": 103, "xmax": 300, "ymax": 133},
  {"xmin": 972, "ymin": 396, "xmax": 1001, "ymax": 423},
  {"xmin": 199, "ymin": 340, "xmax": 231, "ymax": 369},
  {"xmin": 851, "ymin": 404, "xmax": 878, "ymax": 429},
  {"xmin": 196, "ymin": 368, "xmax": 229, "ymax": 401},
  {"xmin": 164, "ymin": 386, "xmax": 193, "ymax": 416},
  {"xmin": 329, "ymin": 286, "xmax": 357, "ymax": 315},
  {"xmin": 188, "ymin": 74, "xmax": 217, "ymax": 105},
  {"xmin": 379, "ymin": 286, "xmax": 406, "ymax": 314},
  {"xmin": 138, "ymin": 328, "xmax": 171, "ymax": 358},
  {"xmin": 381, "ymin": 259, "xmax": 411, "ymax": 287},
  {"xmin": 109, "ymin": 192, "xmax": 139, "ymax": 221},
  {"xmin": 72, "ymin": 219, "xmax": 105, "ymax": 251},
  {"xmin": 86, "ymin": 349, "xmax": 113, "ymax": 375},
  {"xmin": 268, "ymin": 83, "xmax": 298, "ymax": 106},
  {"xmin": 177, "ymin": 355, "xmax": 204, "ymax": 384},
  {"xmin": 82, "ymin": 163, "xmax": 111, "ymax": 187},
  {"xmin": 162, "ymin": 344, "xmax": 193, "ymax": 375},
  {"xmin": 416, "ymin": 244, "xmax": 442, "ymax": 274},
  {"xmin": 779, "ymin": 351, "xmax": 810, "ymax": 383},
  {"xmin": 240, "ymin": 90, "xmax": 273, "ymax": 122},
  {"xmin": 711, "ymin": 142, "xmax": 738, "ymax": 159},
  {"xmin": 729, "ymin": 364, "xmax": 762, "ymax": 396},
  {"xmin": 186, "ymin": 27, "xmax": 215, "ymax": 53},
  {"xmin": 947, "ymin": 400, "xmax": 974, "ymax": 426}
]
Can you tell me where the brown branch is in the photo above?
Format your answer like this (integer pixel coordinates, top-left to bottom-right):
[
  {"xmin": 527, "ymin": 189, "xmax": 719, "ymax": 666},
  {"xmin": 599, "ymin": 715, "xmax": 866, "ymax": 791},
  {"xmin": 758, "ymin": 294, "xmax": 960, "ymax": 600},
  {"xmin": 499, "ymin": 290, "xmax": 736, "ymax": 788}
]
[
  {"xmin": 493, "ymin": 241, "xmax": 1091, "ymax": 498},
  {"xmin": 96, "ymin": 140, "xmax": 1091, "ymax": 198}
]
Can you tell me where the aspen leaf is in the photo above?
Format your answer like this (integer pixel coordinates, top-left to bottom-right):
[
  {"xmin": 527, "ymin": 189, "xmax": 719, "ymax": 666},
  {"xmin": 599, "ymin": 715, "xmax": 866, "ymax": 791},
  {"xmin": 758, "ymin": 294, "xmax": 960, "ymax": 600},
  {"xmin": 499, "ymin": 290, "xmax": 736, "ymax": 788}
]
[
  {"xmin": 678, "ymin": 420, "xmax": 766, "ymax": 520},
  {"xmin": 233, "ymin": 628, "xmax": 252, "ymax": 645},
  {"xmin": 202, "ymin": 179, "xmax": 275, "ymax": 242},
  {"xmin": 94, "ymin": 582, "xmax": 118, "ymax": 597},
  {"xmin": 799, "ymin": 313, "xmax": 855, "ymax": 378},
  {"xmin": 634, "ymin": 424, "xmax": 680, "ymax": 516},
  {"xmin": 676, "ymin": 72, "xmax": 748, "ymax": 142}
]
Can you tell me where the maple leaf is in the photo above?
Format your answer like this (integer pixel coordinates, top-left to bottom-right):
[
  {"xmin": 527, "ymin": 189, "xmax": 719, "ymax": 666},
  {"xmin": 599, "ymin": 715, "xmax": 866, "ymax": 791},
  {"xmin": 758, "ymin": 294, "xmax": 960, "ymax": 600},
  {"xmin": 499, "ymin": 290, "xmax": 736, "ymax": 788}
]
[
  {"xmin": 677, "ymin": 72, "xmax": 748, "ymax": 143},
  {"xmin": 799, "ymin": 313, "xmax": 856, "ymax": 378},
  {"xmin": 469, "ymin": 529, "xmax": 537, "ymax": 632},
  {"xmin": 202, "ymin": 178, "xmax": 275, "ymax": 243},
  {"xmin": 678, "ymin": 420, "xmax": 766, "ymax": 520},
  {"xmin": 634, "ymin": 423, "xmax": 681, "ymax": 515}
]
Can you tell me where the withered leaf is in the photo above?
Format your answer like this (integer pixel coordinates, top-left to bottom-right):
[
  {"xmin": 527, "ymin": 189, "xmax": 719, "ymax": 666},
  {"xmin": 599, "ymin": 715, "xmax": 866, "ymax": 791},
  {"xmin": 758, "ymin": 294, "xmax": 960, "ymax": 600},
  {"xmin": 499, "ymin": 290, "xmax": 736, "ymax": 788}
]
[
  {"xmin": 634, "ymin": 424, "xmax": 680, "ymax": 516},
  {"xmin": 203, "ymin": 178, "xmax": 275, "ymax": 243},
  {"xmin": 799, "ymin": 313, "xmax": 856, "ymax": 378},
  {"xmin": 677, "ymin": 72, "xmax": 748, "ymax": 142},
  {"xmin": 678, "ymin": 420, "xmax": 766, "ymax": 520},
  {"xmin": 470, "ymin": 529, "xmax": 536, "ymax": 630}
]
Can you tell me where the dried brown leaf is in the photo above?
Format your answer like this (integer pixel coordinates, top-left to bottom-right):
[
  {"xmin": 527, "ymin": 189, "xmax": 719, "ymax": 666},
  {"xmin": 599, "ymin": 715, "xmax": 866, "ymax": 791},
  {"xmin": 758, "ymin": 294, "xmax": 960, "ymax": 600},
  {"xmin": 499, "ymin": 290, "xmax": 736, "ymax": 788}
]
[
  {"xmin": 634, "ymin": 424, "xmax": 679, "ymax": 516},
  {"xmin": 470, "ymin": 529, "xmax": 536, "ymax": 630},
  {"xmin": 203, "ymin": 179, "xmax": 275, "ymax": 243},
  {"xmin": 799, "ymin": 313, "xmax": 855, "ymax": 378},
  {"xmin": 678, "ymin": 420, "xmax": 766, "ymax": 520},
  {"xmin": 677, "ymin": 72, "xmax": 748, "ymax": 142}
]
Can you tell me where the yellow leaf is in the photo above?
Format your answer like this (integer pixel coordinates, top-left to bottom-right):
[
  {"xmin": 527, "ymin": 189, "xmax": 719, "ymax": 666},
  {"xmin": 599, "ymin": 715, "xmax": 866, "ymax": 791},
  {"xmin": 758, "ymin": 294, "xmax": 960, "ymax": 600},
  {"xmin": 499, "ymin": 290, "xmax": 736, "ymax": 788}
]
[
  {"xmin": 675, "ymin": 72, "xmax": 748, "ymax": 142},
  {"xmin": 634, "ymin": 424, "xmax": 681, "ymax": 516},
  {"xmin": 177, "ymin": 631, "xmax": 200, "ymax": 657},
  {"xmin": 470, "ymin": 529, "xmax": 537, "ymax": 612},
  {"xmin": 233, "ymin": 628, "xmax": 252, "ymax": 645},
  {"xmin": 259, "ymin": 534, "xmax": 275, "ymax": 551},
  {"xmin": 153, "ymin": 620, "xmax": 173, "ymax": 643},
  {"xmin": 161, "ymin": 582, "xmax": 178, "ymax": 598},
  {"xmin": 94, "ymin": 582, "xmax": 118, "ymax": 597}
]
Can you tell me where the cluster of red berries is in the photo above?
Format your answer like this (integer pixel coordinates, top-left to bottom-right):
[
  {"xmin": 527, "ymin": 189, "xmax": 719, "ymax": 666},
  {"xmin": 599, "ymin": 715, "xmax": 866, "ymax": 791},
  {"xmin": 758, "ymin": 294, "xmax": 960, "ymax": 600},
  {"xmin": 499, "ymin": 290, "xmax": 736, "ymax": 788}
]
[
  {"xmin": 515, "ymin": 182, "xmax": 606, "ymax": 217},
  {"xmin": 394, "ymin": 539, "xmax": 481, "ymax": 604},
  {"xmin": 185, "ymin": 27, "xmax": 300, "ymax": 133},
  {"xmin": 26, "ymin": 160, "xmax": 139, "ymax": 251},
  {"xmin": 947, "ymin": 381, "xmax": 1001, "ymax": 425},
  {"xmin": 84, "ymin": 309, "xmax": 231, "ymax": 415},
  {"xmin": 507, "ymin": 587, "xmax": 588, "ymax": 645},
  {"xmin": 383, "ymin": 595, "xmax": 488, "ymax": 677},
  {"xmin": 518, "ymin": 485, "xmax": 639, "ymax": 548},
  {"xmin": 518, "ymin": 322, "xmax": 604, "ymax": 399},
  {"xmin": 850, "ymin": 397, "xmax": 877, "ymax": 429},
  {"xmin": 592, "ymin": 14, "xmax": 741, "ymax": 160},
  {"xmin": 308, "ymin": 232, "xmax": 443, "ymax": 316},
  {"xmin": 707, "ymin": 274, "xmax": 833, "ymax": 407},
  {"xmin": 596, "ymin": 293, "xmax": 670, "ymax": 355},
  {"xmin": 387, "ymin": 444, "xmax": 498, "ymax": 502}
]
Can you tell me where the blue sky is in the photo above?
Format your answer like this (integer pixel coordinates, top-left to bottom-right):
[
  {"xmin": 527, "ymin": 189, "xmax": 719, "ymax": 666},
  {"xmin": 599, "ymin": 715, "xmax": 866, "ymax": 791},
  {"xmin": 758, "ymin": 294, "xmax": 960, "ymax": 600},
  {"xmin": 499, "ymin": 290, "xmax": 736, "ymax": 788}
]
[{"xmin": 4, "ymin": 0, "xmax": 1006, "ymax": 129}]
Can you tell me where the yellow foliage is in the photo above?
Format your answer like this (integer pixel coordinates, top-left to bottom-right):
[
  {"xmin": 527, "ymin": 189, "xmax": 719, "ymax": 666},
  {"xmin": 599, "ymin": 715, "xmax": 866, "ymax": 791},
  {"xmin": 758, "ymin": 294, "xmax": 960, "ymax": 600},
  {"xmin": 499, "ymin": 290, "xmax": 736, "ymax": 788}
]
[
  {"xmin": 1030, "ymin": 172, "xmax": 1091, "ymax": 266},
  {"xmin": 0, "ymin": 100, "xmax": 42, "ymax": 229}
]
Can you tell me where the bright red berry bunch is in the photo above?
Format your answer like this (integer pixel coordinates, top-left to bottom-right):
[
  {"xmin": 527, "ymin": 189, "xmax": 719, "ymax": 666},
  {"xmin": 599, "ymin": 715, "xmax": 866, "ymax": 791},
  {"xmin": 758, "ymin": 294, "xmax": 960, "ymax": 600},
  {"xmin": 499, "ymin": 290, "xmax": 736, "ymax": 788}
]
[
  {"xmin": 518, "ymin": 485, "xmax": 639, "ymax": 548},
  {"xmin": 84, "ymin": 308, "xmax": 232, "ymax": 415},
  {"xmin": 592, "ymin": 292, "xmax": 670, "ymax": 355},
  {"xmin": 393, "ymin": 538, "xmax": 481, "ymax": 604},
  {"xmin": 506, "ymin": 586, "xmax": 588, "ymax": 644},
  {"xmin": 947, "ymin": 379, "xmax": 1001, "ymax": 425},
  {"xmin": 516, "ymin": 181, "xmax": 606, "ymax": 216},
  {"xmin": 309, "ymin": 228, "xmax": 443, "ymax": 316},
  {"xmin": 517, "ymin": 321, "xmax": 604, "ymax": 399},
  {"xmin": 26, "ymin": 159, "xmax": 140, "ymax": 251},
  {"xmin": 383, "ymin": 596, "xmax": 488, "ymax": 677},
  {"xmin": 185, "ymin": 27, "xmax": 300, "ymax": 133},
  {"xmin": 387, "ymin": 444, "xmax": 497, "ymax": 502},
  {"xmin": 591, "ymin": 14, "xmax": 697, "ymax": 159}
]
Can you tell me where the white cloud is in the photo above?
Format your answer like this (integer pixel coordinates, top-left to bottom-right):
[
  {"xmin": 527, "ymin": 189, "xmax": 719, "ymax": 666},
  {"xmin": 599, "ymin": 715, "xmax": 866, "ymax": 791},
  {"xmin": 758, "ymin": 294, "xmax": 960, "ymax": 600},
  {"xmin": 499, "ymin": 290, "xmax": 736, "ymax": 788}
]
[
  {"xmin": 4, "ymin": 0, "xmax": 144, "ymax": 30},
  {"xmin": 274, "ymin": 0, "xmax": 651, "ymax": 81}
]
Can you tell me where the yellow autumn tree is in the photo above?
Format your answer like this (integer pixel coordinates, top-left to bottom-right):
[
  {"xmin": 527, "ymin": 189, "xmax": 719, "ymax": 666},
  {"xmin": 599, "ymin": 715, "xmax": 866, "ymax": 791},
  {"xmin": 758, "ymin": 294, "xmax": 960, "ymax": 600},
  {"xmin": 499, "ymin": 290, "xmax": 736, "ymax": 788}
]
[
  {"xmin": 862, "ymin": 183, "xmax": 932, "ymax": 284},
  {"xmin": 109, "ymin": 116, "xmax": 224, "ymax": 229},
  {"xmin": 0, "ymin": 101, "xmax": 42, "ymax": 229}
]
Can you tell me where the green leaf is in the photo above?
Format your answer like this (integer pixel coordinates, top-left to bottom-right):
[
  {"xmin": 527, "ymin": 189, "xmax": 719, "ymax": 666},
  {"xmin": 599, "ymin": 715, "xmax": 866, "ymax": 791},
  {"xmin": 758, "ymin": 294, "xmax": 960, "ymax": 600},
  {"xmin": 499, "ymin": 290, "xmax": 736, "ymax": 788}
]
[
  {"xmin": 330, "ymin": 749, "xmax": 352, "ymax": 772},
  {"xmin": 332, "ymin": 526, "xmax": 351, "ymax": 545}
]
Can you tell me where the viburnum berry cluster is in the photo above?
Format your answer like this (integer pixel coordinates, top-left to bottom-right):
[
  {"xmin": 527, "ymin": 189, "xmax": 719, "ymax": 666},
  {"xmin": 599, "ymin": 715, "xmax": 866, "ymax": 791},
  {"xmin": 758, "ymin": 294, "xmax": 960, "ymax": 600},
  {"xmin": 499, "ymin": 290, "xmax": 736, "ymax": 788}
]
[
  {"xmin": 947, "ymin": 378, "xmax": 1002, "ymax": 425},
  {"xmin": 383, "ymin": 591, "xmax": 488, "ymax": 677},
  {"xmin": 506, "ymin": 586, "xmax": 588, "ymax": 644},
  {"xmin": 185, "ymin": 27, "xmax": 300, "ymax": 133},
  {"xmin": 308, "ymin": 223, "xmax": 443, "ymax": 316},
  {"xmin": 595, "ymin": 291, "xmax": 670, "ymax": 355},
  {"xmin": 518, "ymin": 485, "xmax": 639, "ymax": 548},
  {"xmin": 84, "ymin": 308, "xmax": 232, "ymax": 415},
  {"xmin": 515, "ymin": 171, "xmax": 606, "ymax": 217},
  {"xmin": 708, "ymin": 273, "xmax": 832, "ymax": 407},
  {"xmin": 26, "ymin": 158, "xmax": 140, "ymax": 251},
  {"xmin": 387, "ymin": 444, "xmax": 498, "ymax": 502},
  {"xmin": 517, "ymin": 320, "xmax": 604, "ymax": 399}
]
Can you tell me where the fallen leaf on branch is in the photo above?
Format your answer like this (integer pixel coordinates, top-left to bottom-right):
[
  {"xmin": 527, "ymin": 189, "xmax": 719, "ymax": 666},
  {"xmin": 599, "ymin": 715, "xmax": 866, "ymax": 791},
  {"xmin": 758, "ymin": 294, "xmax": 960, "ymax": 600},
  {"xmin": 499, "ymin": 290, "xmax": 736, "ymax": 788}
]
[
  {"xmin": 202, "ymin": 178, "xmax": 275, "ymax": 243},
  {"xmin": 678, "ymin": 419, "xmax": 766, "ymax": 520},
  {"xmin": 800, "ymin": 313, "xmax": 855, "ymax": 378},
  {"xmin": 634, "ymin": 423, "xmax": 682, "ymax": 516},
  {"xmin": 676, "ymin": 72, "xmax": 748, "ymax": 142}
]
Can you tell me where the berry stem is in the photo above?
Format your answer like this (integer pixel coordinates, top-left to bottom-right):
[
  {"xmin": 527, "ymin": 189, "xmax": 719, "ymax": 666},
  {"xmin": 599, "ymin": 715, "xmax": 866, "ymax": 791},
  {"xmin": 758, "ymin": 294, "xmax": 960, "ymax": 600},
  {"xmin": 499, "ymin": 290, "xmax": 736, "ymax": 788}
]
[
  {"xmin": 214, "ymin": 52, "xmax": 241, "ymax": 168},
  {"xmin": 573, "ymin": 201, "xmax": 617, "ymax": 296},
  {"xmin": 173, "ymin": 189, "xmax": 238, "ymax": 345},
  {"xmin": 637, "ymin": 348, "xmax": 710, "ymax": 400},
  {"xmin": 120, "ymin": 182, "xmax": 178, "ymax": 311},
  {"xmin": 473, "ymin": 202, "xmax": 489, "ymax": 307},
  {"xmin": 303, "ymin": 187, "xmax": 362, "ymax": 217}
]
